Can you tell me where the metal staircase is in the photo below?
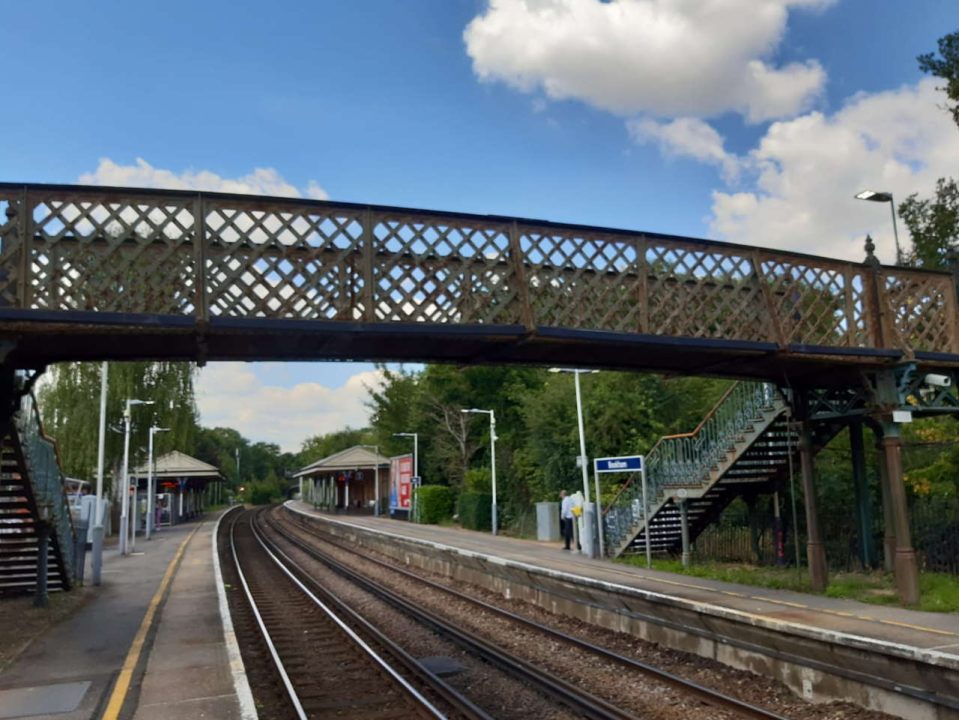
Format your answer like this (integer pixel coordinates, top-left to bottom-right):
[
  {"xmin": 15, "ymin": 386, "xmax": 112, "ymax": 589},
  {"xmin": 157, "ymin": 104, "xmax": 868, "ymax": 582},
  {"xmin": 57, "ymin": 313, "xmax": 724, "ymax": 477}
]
[
  {"xmin": 604, "ymin": 382, "xmax": 794, "ymax": 558},
  {"xmin": 0, "ymin": 391, "xmax": 77, "ymax": 595}
]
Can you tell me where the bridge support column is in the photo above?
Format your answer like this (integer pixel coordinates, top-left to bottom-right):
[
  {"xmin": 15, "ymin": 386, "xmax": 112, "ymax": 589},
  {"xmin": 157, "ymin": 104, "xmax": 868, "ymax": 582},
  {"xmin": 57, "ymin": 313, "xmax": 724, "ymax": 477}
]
[
  {"xmin": 873, "ymin": 430, "xmax": 896, "ymax": 572},
  {"xmin": 679, "ymin": 499, "xmax": 690, "ymax": 569},
  {"xmin": 799, "ymin": 419, "xmax": 828, "ymax": 592},
  {"xmin": 849, "ymin": 422, "xmax": 875, "ymax": 568},
  {"xmin": 880, "ymin": 423, "xmax": 920, "ymax": 605}
]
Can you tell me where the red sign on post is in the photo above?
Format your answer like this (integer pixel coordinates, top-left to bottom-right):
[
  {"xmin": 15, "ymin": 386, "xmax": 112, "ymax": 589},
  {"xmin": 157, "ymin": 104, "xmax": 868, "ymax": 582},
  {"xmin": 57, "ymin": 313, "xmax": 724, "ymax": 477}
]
[{"xmin": 390, "ymin": 454, "xmax": 413, "ymax": 511}]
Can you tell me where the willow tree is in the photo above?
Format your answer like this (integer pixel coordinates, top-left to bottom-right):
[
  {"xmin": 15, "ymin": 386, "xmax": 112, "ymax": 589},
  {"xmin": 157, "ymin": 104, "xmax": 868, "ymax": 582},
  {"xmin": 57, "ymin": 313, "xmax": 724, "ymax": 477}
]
[{"xmin": 38, "ymin": 361, "xmax": 198, "ymax": 485}]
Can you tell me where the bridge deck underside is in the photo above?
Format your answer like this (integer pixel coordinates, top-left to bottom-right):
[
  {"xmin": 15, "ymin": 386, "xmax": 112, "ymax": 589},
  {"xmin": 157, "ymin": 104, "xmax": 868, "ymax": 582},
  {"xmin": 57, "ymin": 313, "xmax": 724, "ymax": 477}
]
[{"xmin": 3, "ymin": 311, "xmax": 947, "ymax": 387}]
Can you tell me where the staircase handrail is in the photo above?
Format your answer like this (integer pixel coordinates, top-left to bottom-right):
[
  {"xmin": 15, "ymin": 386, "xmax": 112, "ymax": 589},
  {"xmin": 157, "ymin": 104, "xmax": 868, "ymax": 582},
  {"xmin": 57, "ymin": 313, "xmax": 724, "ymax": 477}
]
[
  {"xmin": 14, "ymin": 391, "xmax": 77, "ymax": 586},
  {"xmin": 603, "ymin": 381, "xmax": 781, "ymax": 554},
  {"xmin": 602, "ymin": 382, "xmax": 741, "ymax": 516}
]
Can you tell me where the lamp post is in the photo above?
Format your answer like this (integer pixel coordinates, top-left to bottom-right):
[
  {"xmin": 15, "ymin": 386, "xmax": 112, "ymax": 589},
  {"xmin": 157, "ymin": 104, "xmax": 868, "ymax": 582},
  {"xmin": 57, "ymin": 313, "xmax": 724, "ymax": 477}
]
[
  {"xmin": 146, "ymin": 425, "xmax": 169, "ymax": 541},
  {"xmin": 120, "ymin": 398, "xmax": 153, "ymax": 556},
  {"xmin": 92, "ymin": 361, "xmax": 108, "ymax": 585},
  {"xmin": 549, "ymin": 368, "xmax": 597, "ymax": 504},
  {"xmin": 462, "ymin": 409, "xmax": 497, "ymax": 535},
  {"xmin": 856, "ymin": 190, "xmax": 902, "ymax": 264}
]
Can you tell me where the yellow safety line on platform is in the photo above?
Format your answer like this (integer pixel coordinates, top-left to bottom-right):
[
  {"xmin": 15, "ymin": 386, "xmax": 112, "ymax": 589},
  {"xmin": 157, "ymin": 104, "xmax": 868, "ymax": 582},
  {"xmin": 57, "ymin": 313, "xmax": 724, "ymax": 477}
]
[{"xmin": 102, "ymin": 523, "xmax": 202, "ymax": 720}]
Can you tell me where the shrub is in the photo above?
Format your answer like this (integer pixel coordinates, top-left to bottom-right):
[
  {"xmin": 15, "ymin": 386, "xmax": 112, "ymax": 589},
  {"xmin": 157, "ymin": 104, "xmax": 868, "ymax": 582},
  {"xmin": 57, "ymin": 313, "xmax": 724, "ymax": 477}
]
[
  {"xmin": 416, "ymin": 485, "xmax": 455, "ymax": 524},
  {"xmin": 457, "ymin": 492, "xmax": 492, "ymax": 531},
  {"xmin": 248, "ymin": 481, "xmax": 276, "ymax": 505}
]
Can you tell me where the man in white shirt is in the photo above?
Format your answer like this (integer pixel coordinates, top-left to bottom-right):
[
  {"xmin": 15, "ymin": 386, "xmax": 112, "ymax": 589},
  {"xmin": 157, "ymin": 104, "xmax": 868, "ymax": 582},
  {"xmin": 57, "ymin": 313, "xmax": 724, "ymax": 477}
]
[{"xmin": 560, "ymin": 489, "xmax": 574, "ymax": 550}]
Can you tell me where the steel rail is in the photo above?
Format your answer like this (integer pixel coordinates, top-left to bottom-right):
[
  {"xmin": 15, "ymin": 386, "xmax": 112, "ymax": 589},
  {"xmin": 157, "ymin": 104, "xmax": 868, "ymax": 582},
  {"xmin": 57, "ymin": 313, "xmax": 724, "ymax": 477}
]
[
  {"xmin": 277, "ymin": 509, "xmax": 791, "ymax": 720},
  {"xmin": 227, "ymin": 510, "xmax": 308, "ymax": 720},
  {"xmin": 228, "ymin": 509, "xmax": 448, "ymax": 720},
  {"xmin": 259, "ymin": 510, "xmax": 641, "ymax": 720},
  {"xmin": 246, "ymin": 509, "xmax": 492, "ymax": 720}
]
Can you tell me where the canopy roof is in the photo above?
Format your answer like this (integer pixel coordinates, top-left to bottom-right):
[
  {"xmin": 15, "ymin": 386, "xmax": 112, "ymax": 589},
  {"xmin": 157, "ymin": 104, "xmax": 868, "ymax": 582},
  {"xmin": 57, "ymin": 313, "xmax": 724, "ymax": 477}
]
[
  {"xmin": 133, "ymin": 450, "xmax": 222, "ymax": 479},
  {"xmin": 294, "ymin": 445, "xmax": 391, "ymax": 478}
]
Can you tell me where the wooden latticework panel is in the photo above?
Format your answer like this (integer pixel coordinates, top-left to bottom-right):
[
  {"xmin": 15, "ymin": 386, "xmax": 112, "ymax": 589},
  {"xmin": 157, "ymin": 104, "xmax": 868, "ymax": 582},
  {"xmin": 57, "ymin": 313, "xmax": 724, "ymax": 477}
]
[
  {"xmin": 882, "ymin": 271, "xmax": 959, "ymax": 353},
  {"xmin": 0, "ymin": 191, "xmax": 21, "ymax": 308},
  {"xmin": 646, "ymin": 242, "xmax": 766, "ymax": 341},
  {"xmin": 521, "ymin": 227, "xmax": 644, "ymax": 332},
  {"xmin": 756, "ymin": 255, "xmax": 866, "ymax": 347},
  {"xmin": 24, "ymin": 191, "xmax": 196, "ymax": 314},
  {"xmin": 372, "ymin": 214, "xmax": 519, "ymax": 324},
  {"xmin": 0, "ymin": 184, "xmax": 957, "ymax": 360},
  {"xmin": 203, "ymin": 200, "xmax": 367, "ymax": 320}
]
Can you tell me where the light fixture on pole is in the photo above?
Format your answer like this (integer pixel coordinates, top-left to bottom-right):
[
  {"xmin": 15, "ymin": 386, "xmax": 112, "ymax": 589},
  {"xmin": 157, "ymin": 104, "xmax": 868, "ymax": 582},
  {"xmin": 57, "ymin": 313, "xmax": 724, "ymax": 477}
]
[
  {"xmin": 146, "ymin": 425, "xmax": 169, "ymax": 541},
  {"xmin": 855, "ymin": 190, "xmax": 902, "ymax": 264},
  {"xmin": 120, "ymin": 399, "xmax": 154, "ymax": 556},
  {"xmin": 462, "ymin": 409, "xmax": 497, "ymax": 535},
  {"xmin": 550, "ymin": 368, "xmax": 599, "ymax": 557}
]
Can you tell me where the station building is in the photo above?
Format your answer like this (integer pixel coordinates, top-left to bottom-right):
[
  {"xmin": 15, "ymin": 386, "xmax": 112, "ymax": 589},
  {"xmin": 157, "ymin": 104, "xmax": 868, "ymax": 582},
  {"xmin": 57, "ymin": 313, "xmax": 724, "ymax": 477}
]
[{"xmin": 294, "ymin": 446, "xmax": 391, "ymax": 514}]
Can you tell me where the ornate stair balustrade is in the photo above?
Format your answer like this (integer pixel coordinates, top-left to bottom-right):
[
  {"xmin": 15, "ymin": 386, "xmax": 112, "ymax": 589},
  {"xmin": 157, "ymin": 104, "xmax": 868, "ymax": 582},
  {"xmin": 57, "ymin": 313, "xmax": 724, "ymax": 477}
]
[
  {"xmin": 604, "ymin": 382, "xmax": 788, "ymax": 558},
  {"xmin": 0, "ymin": 390, "xmax": 76, "ymax": 594}
]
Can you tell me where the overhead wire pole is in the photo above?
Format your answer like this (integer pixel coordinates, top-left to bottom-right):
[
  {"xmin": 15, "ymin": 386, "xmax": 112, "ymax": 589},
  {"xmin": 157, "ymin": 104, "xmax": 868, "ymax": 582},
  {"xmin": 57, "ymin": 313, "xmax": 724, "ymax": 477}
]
[{"xmin": 92, "ymin": 361, "xmax": 108, "ymax": 585}]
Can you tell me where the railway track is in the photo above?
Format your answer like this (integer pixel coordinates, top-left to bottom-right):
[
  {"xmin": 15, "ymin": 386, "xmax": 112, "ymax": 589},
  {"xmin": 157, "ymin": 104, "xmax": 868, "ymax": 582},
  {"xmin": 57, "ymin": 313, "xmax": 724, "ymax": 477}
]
[
  {"xmin": 225, "ymin": 508, "xmax": 487, "ymax": 720},
  {"xmin": 268, "ymin": 507, "xmax": 792, "ymax": 720}
]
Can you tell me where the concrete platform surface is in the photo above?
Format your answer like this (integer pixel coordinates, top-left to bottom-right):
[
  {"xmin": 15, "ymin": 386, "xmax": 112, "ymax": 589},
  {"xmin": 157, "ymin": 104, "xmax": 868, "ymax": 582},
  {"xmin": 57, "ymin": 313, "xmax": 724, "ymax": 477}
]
[
  {"xmin": 288, "ymin": 502, "xmax": 959, "ymax": 658},
  {"xmin": 0, "ymin": 513, "xmax": 245, "ymax": 720}
]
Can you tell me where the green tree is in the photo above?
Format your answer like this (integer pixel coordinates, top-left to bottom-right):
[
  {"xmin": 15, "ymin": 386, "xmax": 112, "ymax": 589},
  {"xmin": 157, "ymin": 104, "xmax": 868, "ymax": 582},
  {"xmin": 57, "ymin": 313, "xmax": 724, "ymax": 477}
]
[
  {"xmin": 900, "ymin": 31, "xmax": 959, "ymax": 268},
  {"xmin": 918, "ymin": 31, "xmax": 959, "ymax": 128},
  {"xmin": 899, "ymin": 178, "xmax": 959, "ymax": 268},
  {"xmin": 39, "ymin": 361, "xmax": 198, "ymax": 484}
]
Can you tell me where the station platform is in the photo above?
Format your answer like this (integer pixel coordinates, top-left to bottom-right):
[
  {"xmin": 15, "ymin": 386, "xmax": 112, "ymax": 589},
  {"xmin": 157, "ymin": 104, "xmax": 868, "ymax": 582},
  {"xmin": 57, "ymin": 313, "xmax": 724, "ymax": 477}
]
[
  {"xmin": 0, "ymin": 512, "xmax": 250, "ymax": 720},
  {"xmin": 286, "ymin": 500, "xmax": 959, "ymax": 719}
]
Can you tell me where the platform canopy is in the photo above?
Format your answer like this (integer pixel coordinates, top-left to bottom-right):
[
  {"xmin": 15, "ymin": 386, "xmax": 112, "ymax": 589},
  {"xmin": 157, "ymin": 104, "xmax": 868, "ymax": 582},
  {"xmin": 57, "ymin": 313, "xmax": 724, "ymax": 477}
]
[
  {"xmin": 294, "ymin": 445, "xmax": 391, "ymax": 479},
  {"xmin": 132, "ymin": 450, "xmax": 223, "ymax": 489}
]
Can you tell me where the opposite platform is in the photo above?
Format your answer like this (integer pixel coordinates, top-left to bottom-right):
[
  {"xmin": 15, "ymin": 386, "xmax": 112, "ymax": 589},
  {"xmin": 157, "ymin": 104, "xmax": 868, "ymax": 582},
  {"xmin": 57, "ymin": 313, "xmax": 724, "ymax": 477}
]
[{"xmin": 286, "ymin": 500, "xmax": 959, "ymax": 720}]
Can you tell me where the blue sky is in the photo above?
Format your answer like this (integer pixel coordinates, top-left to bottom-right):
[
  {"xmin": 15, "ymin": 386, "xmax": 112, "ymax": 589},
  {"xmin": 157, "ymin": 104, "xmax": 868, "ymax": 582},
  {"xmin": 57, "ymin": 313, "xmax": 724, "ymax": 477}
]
[{"xmin": 3, "ymin": 1, "xmax": 957, "ymax": 450}]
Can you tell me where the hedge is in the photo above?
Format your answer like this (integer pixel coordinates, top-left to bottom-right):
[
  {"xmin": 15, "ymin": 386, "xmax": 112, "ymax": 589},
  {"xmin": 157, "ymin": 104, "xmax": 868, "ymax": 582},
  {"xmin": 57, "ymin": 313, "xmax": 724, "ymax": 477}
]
[
  {"xmin": 416, "ymin": 485, "xmax": 455, "ymax": 524},
  {"xmin": 457, "ymin": 492, "xmax": 492, "ymax": 531}
]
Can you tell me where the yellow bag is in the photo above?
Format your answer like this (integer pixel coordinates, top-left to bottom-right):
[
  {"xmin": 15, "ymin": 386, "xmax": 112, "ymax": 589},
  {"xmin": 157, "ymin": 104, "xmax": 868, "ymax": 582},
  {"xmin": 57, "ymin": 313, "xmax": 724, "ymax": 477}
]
[{"xmin": 572, "ymin": 504, "xmax": 582, "ymax": 518}]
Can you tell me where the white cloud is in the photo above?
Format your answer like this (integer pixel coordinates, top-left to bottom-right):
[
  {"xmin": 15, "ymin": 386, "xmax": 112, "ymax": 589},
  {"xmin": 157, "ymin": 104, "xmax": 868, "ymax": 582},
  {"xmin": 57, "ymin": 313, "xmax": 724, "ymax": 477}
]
[
  {"xmin": 628, "ymin": 116, "xmax": 740, "ymax": 181},
  {"xmin": 464, "ymin": 0, "xmax": 831, "ymax": 122},
  {"xmin": 79, "ymin": 157, "xmax": 329, "ymax": 200},
  {"xmin": 195, "ymin": 363, "xmax": 382, "ymax": 452},
  {"xmin": 709, "ymin": 78, "xmax": 959, "ymax": 262}
]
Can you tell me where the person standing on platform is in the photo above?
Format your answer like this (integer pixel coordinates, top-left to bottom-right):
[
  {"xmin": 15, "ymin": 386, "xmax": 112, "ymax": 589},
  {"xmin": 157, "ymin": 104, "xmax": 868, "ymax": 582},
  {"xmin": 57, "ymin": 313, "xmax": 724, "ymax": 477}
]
[{"xmin": 560, "ymin": 489, "xmax": 574, "ymax": 550}]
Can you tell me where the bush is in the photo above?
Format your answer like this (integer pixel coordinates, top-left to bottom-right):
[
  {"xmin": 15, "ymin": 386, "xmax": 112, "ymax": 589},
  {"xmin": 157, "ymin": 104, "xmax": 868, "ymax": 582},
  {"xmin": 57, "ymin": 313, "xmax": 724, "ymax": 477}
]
[
  {"xmin": 416, "ymin": 485, "xmax": 455, "ymax": 524},
  {"xmin": 457, "ymin": 492, "xmax": 492, "ymax": 531},
  {"xmin": 248, "ymin": 481, "xmax": 276, "ymax": 505}
]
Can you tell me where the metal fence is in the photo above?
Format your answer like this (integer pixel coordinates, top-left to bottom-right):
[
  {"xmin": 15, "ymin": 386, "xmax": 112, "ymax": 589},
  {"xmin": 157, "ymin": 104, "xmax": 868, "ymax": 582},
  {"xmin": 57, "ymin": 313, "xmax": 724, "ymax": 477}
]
[{"xmin": 687, "ymin": 496, "xmax": 959, "ymax": 576}]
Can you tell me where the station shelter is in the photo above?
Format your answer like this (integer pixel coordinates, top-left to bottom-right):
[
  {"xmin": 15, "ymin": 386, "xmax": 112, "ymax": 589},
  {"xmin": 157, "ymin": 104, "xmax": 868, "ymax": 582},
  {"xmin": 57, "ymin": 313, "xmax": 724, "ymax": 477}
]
[
  {"xmin": 294, "ymin": 446, "xmax": 391, "ymax": 514},
  {"xmin": 131, "ymin": 450, "xmax": 223, "ymax": 529}
]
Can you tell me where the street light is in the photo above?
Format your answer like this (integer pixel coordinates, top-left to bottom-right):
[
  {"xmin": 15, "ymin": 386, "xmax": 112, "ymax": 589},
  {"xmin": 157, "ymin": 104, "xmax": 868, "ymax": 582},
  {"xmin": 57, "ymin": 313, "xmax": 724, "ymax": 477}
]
[
  {"xmin": 549, "ymin": 368, "xmax": 597, "ymax": 502},
  {"xmin": 393, "ymin": 432, "xmax": 419, "ymax": 522},
  {"xmin": 120, "ymin": 398, "xmax": 154, "ymax": 556},
  {"xmin": 146, "ymin": 426, "xmax": 169, "ymax": 541},
  {"xmin": 856, "ymin": 190, "xmax": 902, "ymax": 264},
  {"xmin": 462, "ymin": 409, "xmax": 498, "ymax": 535},
  {"xmin": 92, "ymin": 361, "xmax": 108, "ymax": 585}
]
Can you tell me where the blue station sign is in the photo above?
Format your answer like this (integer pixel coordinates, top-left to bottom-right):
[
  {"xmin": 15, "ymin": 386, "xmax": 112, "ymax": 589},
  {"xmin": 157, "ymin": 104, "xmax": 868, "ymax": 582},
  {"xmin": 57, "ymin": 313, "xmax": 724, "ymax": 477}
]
[{"xmin": 594, "ymin": 455, "xmax": 643, "ymax": 473}]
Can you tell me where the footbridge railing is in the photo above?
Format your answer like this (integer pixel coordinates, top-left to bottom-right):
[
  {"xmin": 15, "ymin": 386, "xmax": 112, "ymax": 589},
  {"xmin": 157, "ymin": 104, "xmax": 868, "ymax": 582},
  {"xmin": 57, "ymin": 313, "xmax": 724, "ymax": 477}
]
[
  {"xmin": 1, "ymin": 183, "xmax": 957, "ymax": 362},
  {"xmin": 15, "ymin": 391, "xmax": 77, "ymax": 587}
]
